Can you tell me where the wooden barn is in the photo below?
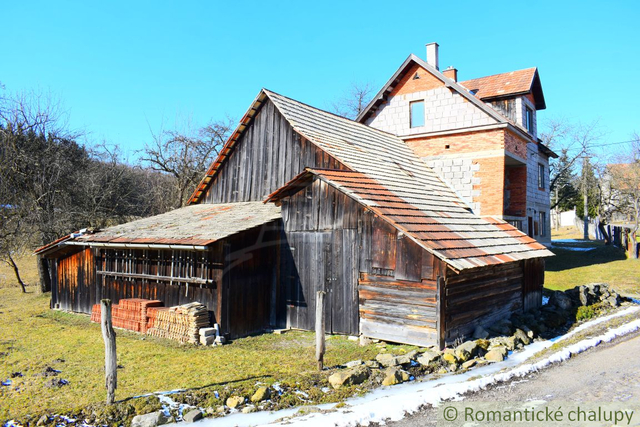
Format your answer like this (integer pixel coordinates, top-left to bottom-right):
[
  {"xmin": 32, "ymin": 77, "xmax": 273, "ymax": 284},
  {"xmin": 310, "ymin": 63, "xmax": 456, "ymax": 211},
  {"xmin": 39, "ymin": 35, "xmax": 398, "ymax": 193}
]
[{"xmin": 38, "ymin": 89, "xmax": 552, "ymax": 347}]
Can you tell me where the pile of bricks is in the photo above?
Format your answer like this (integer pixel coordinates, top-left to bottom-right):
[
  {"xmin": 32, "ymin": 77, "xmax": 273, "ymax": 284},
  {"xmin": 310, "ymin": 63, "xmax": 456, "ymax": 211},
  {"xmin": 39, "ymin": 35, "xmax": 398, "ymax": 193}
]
[
  {"xmin": 146, "ymin": 302, "xmax": 210, "ymax": 344},
  {"xmin": 90, "ymin": 298, "xmax": 163, "ymax": 333}
]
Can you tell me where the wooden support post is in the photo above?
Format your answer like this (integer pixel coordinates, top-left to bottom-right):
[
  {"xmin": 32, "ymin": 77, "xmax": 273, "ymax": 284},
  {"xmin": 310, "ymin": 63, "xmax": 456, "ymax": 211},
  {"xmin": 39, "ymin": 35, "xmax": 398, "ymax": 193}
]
[
  {"xmin": 100, "ymin": 299, "xmax": 117, "ymax": 405},
  {"xmin": 315, "ymin": 291, "xmax": 326, "ymax": 371},
  {"xmin": 436, "ymin": 276, "xmax": 445, "ymax": 350}
]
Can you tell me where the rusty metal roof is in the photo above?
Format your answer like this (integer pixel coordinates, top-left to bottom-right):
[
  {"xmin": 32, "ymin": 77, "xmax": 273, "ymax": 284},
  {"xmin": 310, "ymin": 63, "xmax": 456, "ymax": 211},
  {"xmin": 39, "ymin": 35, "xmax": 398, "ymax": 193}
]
[
  {"xmin": 268, "ymin": 168, "xmax": 552, "ymax": 271},
  {"xmin": 71, "ymin": 202, "xmax": 281, "ymax": 248}
]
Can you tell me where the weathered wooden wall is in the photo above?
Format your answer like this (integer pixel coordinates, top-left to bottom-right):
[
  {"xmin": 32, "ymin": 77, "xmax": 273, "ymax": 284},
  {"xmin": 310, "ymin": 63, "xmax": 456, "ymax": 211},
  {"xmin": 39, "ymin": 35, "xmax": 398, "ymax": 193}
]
[
  {"xmin": 202, "ymin": 99, "xmax": 348, "ymax": 204},
  {"xmin": 280, "ymin": 179, "xmax": 362, "ymax": 335},
  {"xmin": 522, "ymin": 257, "xmax": 545, "ymax": 311},
  {"xmin": 55, "ymin": 247, "xmax": 95, "ymax": 313},
  {"xmin": 356, "ymin": 217, "xmax": 442, "ymax": 347},
  {"xmin": 278, "ymin": 178, "xmax": 442, "ymax": 344},
  {"xmin": 95, "ymin": 246, "xmax": 220, "ymax": 318},
  {"xmin": 222, "ymin": 222, "xmax": 280, "ymax": 338},
  {"xmin": 442, "ymin": 262, "xmax": 525, "ymax": 344}
]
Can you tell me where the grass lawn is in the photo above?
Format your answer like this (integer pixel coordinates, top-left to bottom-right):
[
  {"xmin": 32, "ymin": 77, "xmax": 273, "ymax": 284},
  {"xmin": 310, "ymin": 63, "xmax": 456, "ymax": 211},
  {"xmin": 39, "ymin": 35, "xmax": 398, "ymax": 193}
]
[
  {"xmin": 546, "ymin": 227, "xmax": 640, "ymax": 297},
  {"xmin": 0, "ymin": 258, "xmax": 408, "ymax": 422}
]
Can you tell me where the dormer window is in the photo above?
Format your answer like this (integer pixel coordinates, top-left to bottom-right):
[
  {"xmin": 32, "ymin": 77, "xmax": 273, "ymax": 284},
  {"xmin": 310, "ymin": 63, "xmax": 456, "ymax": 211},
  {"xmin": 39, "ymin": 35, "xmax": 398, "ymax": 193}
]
[
  {"xmin": 525, "ymin": 106, "xmax": 534, "ymax": 133},
  {"xmin": 410, "ymin": 101, "xmax": 425, "ymax": 128}
]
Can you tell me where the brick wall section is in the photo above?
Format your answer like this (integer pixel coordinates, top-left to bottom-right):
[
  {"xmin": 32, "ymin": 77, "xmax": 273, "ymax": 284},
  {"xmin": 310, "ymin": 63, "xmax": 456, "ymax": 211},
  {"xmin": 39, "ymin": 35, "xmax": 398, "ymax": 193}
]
[
  {"xmin": 505, "ymin": 165, "xmax": 527, "ymax": 216},
  {"xmin": 504, "ymin": 128, "xmax": 529, "ymax": 159},
  {"xmin": 473, "ymin": 157, "xmax": 505, "ymax": 216},
  {"xmin": 390, "ymin": 63, "xmax": 443, "ymax": 96},
  {"xmin": 406, "ymin": 129, "xmax": 505, "ymax": 157}
]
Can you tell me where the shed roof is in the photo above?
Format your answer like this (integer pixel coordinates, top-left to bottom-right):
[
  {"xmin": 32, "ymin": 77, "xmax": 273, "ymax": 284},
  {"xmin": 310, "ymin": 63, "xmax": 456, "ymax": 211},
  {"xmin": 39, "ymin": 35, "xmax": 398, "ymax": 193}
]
[
  {"xmin": 268, "ymin": 169, "xmax": 552, "ymax": 271},
  {"xmin": 39, "ymin": 202, "xmax": 281, "ymax": 253}
]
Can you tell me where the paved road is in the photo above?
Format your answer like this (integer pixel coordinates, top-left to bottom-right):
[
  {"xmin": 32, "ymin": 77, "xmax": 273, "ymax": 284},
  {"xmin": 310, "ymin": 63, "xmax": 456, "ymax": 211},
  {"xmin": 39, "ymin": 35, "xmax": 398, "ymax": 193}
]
[{"xmin": 384, "ymin": 331, "xmax": 640, "ymax": 426}]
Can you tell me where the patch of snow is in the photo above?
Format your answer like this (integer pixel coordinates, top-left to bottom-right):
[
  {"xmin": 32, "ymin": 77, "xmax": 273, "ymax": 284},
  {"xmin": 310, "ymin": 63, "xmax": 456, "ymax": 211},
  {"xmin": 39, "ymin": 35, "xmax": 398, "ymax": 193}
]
[{"xmin": 189, "ymin": 306, "xmax": 640, "ymax": 427}]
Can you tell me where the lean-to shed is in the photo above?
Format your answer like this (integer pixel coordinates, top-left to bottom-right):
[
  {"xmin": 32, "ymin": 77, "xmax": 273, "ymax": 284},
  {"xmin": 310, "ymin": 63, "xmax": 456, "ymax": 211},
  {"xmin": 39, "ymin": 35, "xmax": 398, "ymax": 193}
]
[{"xmin": 36, "ymin": 202, "xmax": 282, "ymax": 339}]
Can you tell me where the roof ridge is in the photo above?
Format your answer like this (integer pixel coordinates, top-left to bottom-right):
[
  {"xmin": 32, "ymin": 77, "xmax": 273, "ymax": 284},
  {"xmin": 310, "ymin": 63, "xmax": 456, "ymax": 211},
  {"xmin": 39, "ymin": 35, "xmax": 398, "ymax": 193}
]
[
  {"xmin": 460, "ymin": 67, "xmax": 537, "ymax": 84},
  {"xmin": 263, "ymin": 88, "xmax": 402, "ymax": 139}
]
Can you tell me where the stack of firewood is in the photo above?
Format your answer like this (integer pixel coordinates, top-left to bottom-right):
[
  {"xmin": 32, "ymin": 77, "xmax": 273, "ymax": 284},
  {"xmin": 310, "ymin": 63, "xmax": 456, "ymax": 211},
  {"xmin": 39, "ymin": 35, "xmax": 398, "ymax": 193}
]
[{"xmin": 146, "ymin": 302, "xmax": 210, "ymax": 344}]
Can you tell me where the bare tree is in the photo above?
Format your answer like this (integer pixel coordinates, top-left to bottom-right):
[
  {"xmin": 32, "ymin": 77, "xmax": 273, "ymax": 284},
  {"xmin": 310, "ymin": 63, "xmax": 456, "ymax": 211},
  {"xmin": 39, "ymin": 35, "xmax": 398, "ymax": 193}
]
[
  {"xmin": 605, "ymin": 134, "xmax": 640, "ymax": 236},
  {"xmin": 331, "ymin": 82, "xmax": 376, "ymax": 120},
  {"xmin": 540, "ymin": 119, "xmax": 605, "ymax": 221},
  {"xmin": 141, "ymin": 117, "xmax": 233, "ymax": 207}
]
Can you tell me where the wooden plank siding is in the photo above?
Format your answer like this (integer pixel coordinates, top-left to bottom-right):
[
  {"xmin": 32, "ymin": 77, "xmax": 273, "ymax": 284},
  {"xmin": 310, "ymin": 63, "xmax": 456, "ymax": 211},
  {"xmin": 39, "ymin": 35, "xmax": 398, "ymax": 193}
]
[
  {"xmin": 522, "ymin": 258, "xmax": 545, "ymax": 311},
  {"xmin": 279, "ymin": 179, "xmax": 362, "ymax": 335},
  {"xmin": 202, "ymin": 99, "xmax": 349, "ymax": 204},
  {"xmin": 277, "ymin": 176, "xmax": 449, "ymax": 345},
  {"xmin": 55, "ymin": 247, "xmax": 95, "ymax": 313},
  {"xmin": 442, "ymin": 262, "xmax": 525, "ymax": 345}
]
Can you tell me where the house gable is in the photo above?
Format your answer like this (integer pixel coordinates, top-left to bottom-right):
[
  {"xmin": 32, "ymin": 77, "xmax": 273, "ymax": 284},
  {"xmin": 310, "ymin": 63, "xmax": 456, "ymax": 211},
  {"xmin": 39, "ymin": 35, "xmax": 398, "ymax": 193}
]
[{"xmin": 359, "ymin": 55, "xmax": 502, "ymax": 138}]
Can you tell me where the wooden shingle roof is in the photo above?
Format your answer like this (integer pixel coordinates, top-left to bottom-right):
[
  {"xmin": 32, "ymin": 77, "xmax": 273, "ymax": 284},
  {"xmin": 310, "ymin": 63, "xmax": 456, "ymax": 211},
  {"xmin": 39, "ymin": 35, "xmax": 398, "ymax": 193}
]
[
  {"xmin": 188, "ymin": 88, "xmax": 552, "ymax": 270},
  {"xmin": 74, "ymin": 202, "xmax": 281, "ymax": 247}
]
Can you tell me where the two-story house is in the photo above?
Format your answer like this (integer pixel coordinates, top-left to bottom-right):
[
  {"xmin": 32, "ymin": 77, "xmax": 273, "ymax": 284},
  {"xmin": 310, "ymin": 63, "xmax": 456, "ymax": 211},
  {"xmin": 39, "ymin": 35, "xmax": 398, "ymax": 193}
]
[{"xmin": 357, "ymin": 43, "xmax": 557, "ymax": 244}]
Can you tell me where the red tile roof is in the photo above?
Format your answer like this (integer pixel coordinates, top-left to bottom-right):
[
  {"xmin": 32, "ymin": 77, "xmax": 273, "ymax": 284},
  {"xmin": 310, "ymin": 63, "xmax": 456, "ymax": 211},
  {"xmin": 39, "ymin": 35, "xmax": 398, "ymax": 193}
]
[{"xmin": 460, "ymin": 68, "xmax": 538, "ymax": 101}]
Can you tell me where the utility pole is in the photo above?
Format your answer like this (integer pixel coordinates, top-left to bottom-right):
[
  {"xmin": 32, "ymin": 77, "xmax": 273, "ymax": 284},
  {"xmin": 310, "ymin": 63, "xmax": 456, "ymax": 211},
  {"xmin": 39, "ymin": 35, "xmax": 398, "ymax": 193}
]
[{"xmin": 582, "ymin": 156, "xmax": 589, "ymax": 240}]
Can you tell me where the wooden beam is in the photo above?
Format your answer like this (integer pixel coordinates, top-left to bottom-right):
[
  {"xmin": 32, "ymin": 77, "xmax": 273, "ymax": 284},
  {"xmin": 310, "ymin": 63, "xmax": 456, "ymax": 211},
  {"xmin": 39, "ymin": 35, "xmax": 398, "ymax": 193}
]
[{"xmin": 96, "ymin": 270, "xmax": 212, "ymax": 286}]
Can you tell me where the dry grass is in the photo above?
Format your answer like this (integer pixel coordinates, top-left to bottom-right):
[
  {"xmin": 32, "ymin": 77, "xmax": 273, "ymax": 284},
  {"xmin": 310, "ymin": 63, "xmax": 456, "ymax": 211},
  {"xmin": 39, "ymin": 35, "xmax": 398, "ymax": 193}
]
[
  {"xmin": 0, "ymin": 253, "xmax": 40, "ymax": 290},
  {"xmin": 0, "ymin": 257, "xmax": 410, "ymax": 422}
]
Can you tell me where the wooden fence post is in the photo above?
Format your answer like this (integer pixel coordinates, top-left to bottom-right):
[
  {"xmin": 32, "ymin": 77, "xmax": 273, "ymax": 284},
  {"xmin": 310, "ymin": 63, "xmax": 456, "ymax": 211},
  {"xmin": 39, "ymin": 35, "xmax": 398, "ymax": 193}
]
[
  {"xmin": 100, "ymin": 299, "xmax": 117, "ymax": 405},
  {"xmin": 315, "ymin": 291, "xmax": 326, "ymax": 371}
]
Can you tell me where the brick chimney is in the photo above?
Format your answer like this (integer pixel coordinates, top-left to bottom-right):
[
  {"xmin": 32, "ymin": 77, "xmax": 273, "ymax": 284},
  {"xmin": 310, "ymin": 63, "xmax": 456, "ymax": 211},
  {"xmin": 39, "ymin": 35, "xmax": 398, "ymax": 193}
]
[
  {"xmin": 426, "ymin": 42, "xmax": 439, "ymax": 71},
  {"xmin": 443, "ymin": 66, "xmax": 458, "ymax": 82}
]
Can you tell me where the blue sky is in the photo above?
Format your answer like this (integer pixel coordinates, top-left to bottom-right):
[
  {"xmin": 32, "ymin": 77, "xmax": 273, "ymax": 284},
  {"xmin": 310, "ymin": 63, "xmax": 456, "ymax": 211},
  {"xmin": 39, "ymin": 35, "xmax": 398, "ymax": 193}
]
[{"xmin": 2, "ymin": 1, "xmax": 638, "ymax": 163}]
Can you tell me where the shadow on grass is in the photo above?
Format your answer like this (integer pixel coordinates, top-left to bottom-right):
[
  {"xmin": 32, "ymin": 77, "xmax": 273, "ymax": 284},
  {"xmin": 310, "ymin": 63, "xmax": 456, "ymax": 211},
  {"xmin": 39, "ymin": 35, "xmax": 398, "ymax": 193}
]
[
  {"xmin": 546, "ymin": 243, "xmax": 628, "ymax": 272},
  {"xmin": 118, "ymin": 375, "xmax": 272, "ymax": 404}
]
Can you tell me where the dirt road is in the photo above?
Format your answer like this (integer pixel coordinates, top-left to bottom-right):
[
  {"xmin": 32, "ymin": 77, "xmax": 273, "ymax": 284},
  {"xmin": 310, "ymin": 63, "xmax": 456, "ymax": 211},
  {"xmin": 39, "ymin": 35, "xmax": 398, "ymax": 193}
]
[{"xmin": 384, "ymin": 331, "xmax": 640, "ymax": 426}]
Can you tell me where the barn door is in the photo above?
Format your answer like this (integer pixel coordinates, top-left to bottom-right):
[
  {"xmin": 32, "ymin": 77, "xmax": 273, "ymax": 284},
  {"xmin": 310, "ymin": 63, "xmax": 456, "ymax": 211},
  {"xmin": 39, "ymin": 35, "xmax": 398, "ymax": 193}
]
[{"xmin": 324, "ymin": 229, "xmax": 358, "ymax": 335}]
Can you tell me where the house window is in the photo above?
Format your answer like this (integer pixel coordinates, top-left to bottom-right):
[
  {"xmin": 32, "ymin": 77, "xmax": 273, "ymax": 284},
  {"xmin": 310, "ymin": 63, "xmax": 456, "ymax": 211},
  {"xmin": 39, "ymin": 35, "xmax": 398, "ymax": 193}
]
[
  {"xmin": 538, "ymin": 163, "xmax": 545, "ymax": 189},
  {"xmin": 539, "ymin": 212, "xmax": 547, "ymax": 237},
  {"xmin": 410, "ymin": 101, "xmax": 425, "ymax": 128},
  {"xmin": 525, "ymin": 106, "xmax": 534, "ymax": 133}
]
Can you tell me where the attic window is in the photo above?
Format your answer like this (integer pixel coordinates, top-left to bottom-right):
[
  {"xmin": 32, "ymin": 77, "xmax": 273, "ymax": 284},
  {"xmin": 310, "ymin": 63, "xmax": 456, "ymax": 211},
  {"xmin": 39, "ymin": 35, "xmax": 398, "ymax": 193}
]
[
  {"xmin": 413, "ymin": 72, "xmax": 420, "ymax": 80},
  {"xmin": 410, "ymin": 101, "xmax": 425, "ymax": 128},
  {"xmin": 525, "ymin": 106, "xmax": 534, "ymax": 133},
  {"xmin": 470, "ymin": 89, "xmax": 479, "ymax": 96}
]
